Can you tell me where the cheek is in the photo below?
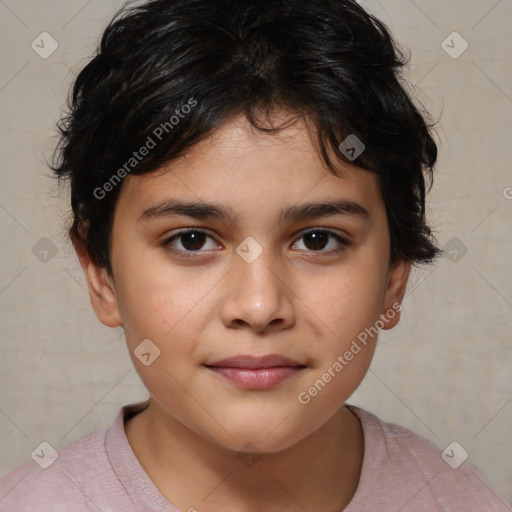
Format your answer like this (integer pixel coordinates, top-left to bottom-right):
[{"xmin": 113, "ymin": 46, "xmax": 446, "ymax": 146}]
[
  {"xmin": 306, "ymin": 260, "xmax": 387, "ymax": 336},
  {"xmin": 113, "ymin": 255, "xmax": 201, "ymax": 341},
  {"xmin": 115, "ymin": 283, "xmax": 171, "ymax": 344},
  {"xmin": 115, "ymin": 267, "xmax": 216, "ymax": 390}
]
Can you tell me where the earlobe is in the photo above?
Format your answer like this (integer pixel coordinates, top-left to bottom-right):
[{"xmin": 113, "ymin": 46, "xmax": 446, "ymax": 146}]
[
  {"xmin": 72, "ymin": 233, "xmax": 122, "ymax": 328},
  {"xmin": 380, "ymin": 259, "xmax": 411, "ymax": 330}
]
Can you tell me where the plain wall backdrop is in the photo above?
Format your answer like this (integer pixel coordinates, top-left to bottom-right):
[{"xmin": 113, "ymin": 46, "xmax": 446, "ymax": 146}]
[{"xmin": 0, "ymin": 0, "xmax": 511, "ymax": 504}]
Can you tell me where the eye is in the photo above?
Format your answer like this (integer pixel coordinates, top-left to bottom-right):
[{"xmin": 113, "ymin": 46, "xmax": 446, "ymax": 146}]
[
  {"xmin": 164, "ymin": 229, "xmax": 220, "ymax": 254},
  {"xmin": 163, "ymin": 228, "xmax": 349, "ymax": 257},
  {"xmin": 291, "ymin": 229, "xmax": 348, "ymax": 253}
]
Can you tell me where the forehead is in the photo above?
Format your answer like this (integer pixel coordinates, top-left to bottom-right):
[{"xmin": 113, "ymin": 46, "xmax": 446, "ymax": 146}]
[
  {"xmin": 115, "ymin": 113, "xmax": 384, "ymax": 223},
  {"xmin": 149, "ymin": 113, "xmax": 326, "ymax": 181}
]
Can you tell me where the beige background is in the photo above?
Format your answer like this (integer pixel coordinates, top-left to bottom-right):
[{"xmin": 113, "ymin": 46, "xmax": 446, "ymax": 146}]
[{"xmin": 0, "ymin": 0, "xmax": 511, "ymax": 504}]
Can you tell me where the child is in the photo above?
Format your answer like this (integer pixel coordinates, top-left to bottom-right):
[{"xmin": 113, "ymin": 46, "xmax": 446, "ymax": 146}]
[{"xmin": 1, "ymin": 0, "xmax": 510, "ymax": 510}]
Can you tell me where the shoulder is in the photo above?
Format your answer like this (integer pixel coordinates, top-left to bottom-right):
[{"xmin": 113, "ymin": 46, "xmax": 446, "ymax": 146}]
[
  {"xmin": 0, "ymin": 427, "xmax": 109, "ymax": 512},
  {"xmin": 346, "ymin": 405, "xmax": 512, "ymax": 512}
]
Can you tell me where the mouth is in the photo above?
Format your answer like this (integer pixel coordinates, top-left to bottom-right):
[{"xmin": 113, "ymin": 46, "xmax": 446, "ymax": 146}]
[{"xmin": 204, "ymin": 354, "xmax": 306, "ymax": 390}]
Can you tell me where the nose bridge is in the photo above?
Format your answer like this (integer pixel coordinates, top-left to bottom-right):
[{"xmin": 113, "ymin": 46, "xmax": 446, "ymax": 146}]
[
  {"xmin": 219, "ymin": 239, "xmax": 295, "ymax": 332},
  {"xmin": 236, "ymin": 243, "xmax": 279, "ymax": 295}
]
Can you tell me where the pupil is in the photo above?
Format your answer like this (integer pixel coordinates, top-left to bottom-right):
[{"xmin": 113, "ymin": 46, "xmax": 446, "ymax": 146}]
[
  {"xmin": 304, "ymin": 231, "xmax": 328, "ymax": 251},
  {"xmin": 182, "ymin": 231, "xmax": 206, "ymax": 251}
]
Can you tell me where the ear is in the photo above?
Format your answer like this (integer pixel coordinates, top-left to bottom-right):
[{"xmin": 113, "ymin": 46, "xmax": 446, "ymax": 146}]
[
  {"xmin": 72, "ymin": 233, "xmax": 122, "ymax": 328},
  {"xmin": 380, "ymin": 259, "xmax": 411, "ymax": 330}
]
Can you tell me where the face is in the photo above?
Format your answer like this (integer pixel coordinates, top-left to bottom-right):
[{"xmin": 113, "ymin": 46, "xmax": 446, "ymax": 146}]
[{"xmin": 78, "ymin": 113, "xmax": 410, "ymax": 453}]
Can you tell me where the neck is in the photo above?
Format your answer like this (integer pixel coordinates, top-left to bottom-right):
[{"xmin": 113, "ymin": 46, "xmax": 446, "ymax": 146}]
[{"xmin": 125, "ymin": 400, "xmax": 364, "ymax": 512}]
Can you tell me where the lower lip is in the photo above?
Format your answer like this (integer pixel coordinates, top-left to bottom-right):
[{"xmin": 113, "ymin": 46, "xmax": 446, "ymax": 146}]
[{"xmin": 207, "ymin": 366, "xmax": 304, "ymax": 390}]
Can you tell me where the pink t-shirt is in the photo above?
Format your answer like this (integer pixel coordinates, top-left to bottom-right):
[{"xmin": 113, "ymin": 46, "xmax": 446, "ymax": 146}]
[{"xmin": 1, "ymin": 402, "xmax": 510, "ymax": 511}]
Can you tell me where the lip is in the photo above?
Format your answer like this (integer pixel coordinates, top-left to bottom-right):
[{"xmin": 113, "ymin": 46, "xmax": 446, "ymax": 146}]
[
  {"xmin": 205, "ymin": 354, "xmax": 306, "ymax": 390},
  {"xmin": 207, "ymin": 354, "xmax": 303, "ymax": 369}
]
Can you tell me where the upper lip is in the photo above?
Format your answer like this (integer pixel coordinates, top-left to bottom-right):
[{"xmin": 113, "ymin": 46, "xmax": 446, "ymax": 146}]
[{"xmin": 205, "ymin": 354, "xmax": 305, "ymax": 369}]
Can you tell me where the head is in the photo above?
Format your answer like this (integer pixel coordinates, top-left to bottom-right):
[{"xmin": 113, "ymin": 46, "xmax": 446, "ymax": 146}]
[{"xmin": 53, "ymin": 0, "xmax": 440, "ymax": 452}]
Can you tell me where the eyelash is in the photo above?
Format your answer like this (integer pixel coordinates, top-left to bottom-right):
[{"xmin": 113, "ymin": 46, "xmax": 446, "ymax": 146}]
[{"xmin": 163, "ymin": 228, "xmax": 349, "ymax": 257}]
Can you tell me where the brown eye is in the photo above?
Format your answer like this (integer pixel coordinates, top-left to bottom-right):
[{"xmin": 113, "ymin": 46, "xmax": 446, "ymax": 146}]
[
  {"xmin": 303, "ymin": 231, "xmax": 329, "ymax": 251},
  {"xmin": 292, "ymin": 229, "xmax": 348, "ymax": 253},
  {"xmin": 165, "ymin": 229, "xmax": 219, "ymax": 253}
]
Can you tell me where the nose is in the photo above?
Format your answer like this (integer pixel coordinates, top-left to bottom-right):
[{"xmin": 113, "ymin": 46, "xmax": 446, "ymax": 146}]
[{"xmin": 219, "ymin": 246, "xmax": 296, "ymax": 334}]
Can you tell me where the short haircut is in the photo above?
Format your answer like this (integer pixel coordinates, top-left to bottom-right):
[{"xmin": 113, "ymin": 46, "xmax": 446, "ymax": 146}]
[{"xmin": 52, "ymin": 0, "xmax": 441, "ymax": 275}]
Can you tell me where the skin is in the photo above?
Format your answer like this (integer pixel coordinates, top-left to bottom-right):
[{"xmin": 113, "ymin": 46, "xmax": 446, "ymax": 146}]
[{"xmin": 75, "ymin": 112, "xmax": 411, "ymax": 512}]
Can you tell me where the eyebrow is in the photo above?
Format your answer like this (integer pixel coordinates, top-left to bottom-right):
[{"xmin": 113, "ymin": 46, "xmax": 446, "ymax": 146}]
[
  {"xmin": 138, "ymin": 198, "xmax": 370, "ymax": 223},
  {"xmin": 280, "ymin": 199, "xmax": 369, "ymax": 223}
]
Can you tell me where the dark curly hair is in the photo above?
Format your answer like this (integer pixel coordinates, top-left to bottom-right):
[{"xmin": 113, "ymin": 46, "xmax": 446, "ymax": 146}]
[{"xmin": 52, "ymin": 0, "xmax": 441, "ymax": 275}]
